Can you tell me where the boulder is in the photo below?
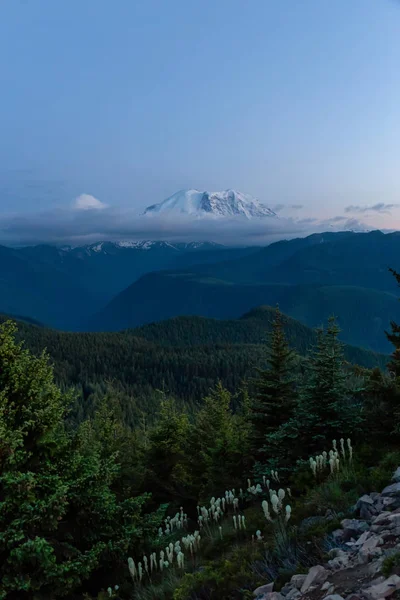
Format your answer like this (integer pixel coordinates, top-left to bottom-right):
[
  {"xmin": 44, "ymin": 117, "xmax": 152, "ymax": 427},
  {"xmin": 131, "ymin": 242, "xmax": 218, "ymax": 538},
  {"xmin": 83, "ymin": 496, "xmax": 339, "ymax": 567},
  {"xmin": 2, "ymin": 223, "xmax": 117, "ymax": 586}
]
[
  {"xmin": 358, "ymin": 535, "xmax": 383, "ymax": 563},
  {"xmin": 340, "ymin": 519, "xmax": 369, "ymax": 542},
  {"xmin": 332, "ymin": 529, "xmax": 344, "ymax": 542},
  {"xmin": 328, "ymin": 554, "xmax": 350, "ymax": 570},
  {"xmin": 382, "ymin": 482, "xmax": 400, "ymax": 497},
  {"xmin": 322, "ymin": 595, "xmax": 345, "ymax": 600},
  {"xmin": 290, "ymin": 574, "xmax": 307, "ymax": 590},
  {"xmin": 360, "ymin": 504, "xmax": 376, "ymax": 520},
  {"xmin": 253, "ymin": 583, "xmax": 274, "ymax": 597},
  {"xmin": 279, "ymin": 584, "xmax": 293, "ymax": 596},
  {"xmin": 371, "ymin": 512, "xmax": 391, "ymax": 526},
  {"xmin": 301, "ymin": 565, "xmax": 329, "ymax": 593},
  {"xmin": 357, "ymin": 494, "xmax": 375, "ymax": 506},
  {"xmin": 392, "ymin": 467, "xmax": 400, "ymax": 483},
  {"xmin": 363, "ymin": 574, "xmax": 400, "ymax": 599},
  {"xmin": 269, "ymin": 594, "xmax": 284, "ymax": 600},
  {"xmin": 354, "ymin": 530, "xmax": 371, "ymax": 546},
  {"xmin": 285, "ymin": 591, "xmax": 301, "ymax": 600}
]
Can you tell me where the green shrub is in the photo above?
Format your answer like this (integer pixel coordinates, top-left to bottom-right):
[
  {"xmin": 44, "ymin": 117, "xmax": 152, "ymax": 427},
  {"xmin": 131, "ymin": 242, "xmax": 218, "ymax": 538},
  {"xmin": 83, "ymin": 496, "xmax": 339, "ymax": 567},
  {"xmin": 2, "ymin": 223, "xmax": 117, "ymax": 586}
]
[
  {"xmin": 382, "ymin": 552, "xmax": 400, "ymax": 577},
  {"xmin": 173, "ymin": 545, "xmax": 264, "ymax": 600},
  {"xmin": 369, "ymin": 451, "xmax": 400, "ymax": 491}
]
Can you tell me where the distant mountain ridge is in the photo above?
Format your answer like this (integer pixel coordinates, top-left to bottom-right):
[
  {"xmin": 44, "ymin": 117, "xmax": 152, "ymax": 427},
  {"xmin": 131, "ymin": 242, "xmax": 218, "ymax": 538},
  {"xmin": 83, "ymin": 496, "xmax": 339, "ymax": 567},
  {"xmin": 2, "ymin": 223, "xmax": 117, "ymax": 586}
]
[
  {"xmin": 144, "ymin": 189, "xmax": 277, "ymax": 219},
  {"xmin": 0, "ymin": 306, "xmax": 387, "ymax": 415},
  {"xmin": 0, "ymin": 240, "xmax": 255, "ymax": 329},
  {"xmin": 92, "ymin": 230, "xmax": 400, "ymax": 353},
  {"xmin": 62, "ymin": 240, "xmax": 224, "ymax": 254}
]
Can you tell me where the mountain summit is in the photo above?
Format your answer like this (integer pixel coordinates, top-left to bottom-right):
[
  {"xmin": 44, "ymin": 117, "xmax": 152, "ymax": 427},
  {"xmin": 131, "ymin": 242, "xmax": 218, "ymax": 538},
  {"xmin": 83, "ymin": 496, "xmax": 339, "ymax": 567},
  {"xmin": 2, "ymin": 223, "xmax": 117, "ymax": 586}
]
[{"xmin": 143, "ymin": 189, "xmax": 277, "ymax": 219}]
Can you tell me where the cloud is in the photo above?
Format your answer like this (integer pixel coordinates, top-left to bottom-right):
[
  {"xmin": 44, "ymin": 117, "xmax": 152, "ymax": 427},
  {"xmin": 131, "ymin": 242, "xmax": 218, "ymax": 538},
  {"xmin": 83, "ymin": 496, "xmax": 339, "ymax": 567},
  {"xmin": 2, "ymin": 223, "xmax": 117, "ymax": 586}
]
[
  {"xmin": 73, "ymin": 194, "xmax": 107, "ymax": 210},
  {"xmin": 345, "ymin": 203, "xmax": 400, "ymax": 214},
  {"xmin": 0, "ymin": 195, "xmax": 375, "ymax": 247},
  {"xmin": 272, "ymin": 203, "xmax": 304, "ymax": 213}
]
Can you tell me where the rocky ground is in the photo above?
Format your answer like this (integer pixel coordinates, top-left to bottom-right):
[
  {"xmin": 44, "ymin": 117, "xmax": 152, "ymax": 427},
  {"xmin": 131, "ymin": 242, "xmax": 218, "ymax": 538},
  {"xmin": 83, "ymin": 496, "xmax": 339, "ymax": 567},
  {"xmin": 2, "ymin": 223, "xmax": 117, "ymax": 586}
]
[{"xmin": 253, "ymin": 468, "xmax": 400, "ymax": 600}]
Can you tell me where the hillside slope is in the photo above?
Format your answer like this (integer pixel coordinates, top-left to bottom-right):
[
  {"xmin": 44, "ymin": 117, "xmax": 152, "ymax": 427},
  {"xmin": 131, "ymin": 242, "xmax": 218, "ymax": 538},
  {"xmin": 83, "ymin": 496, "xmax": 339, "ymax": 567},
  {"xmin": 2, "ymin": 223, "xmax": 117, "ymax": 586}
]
[
  {"xmin": 0, "ymin": 242, "xmax": 255, "ymax": 329},
  {"xmin": 1, "ymin": 308, "xmax": 386, "ymax": 417},
  {"xmin": 92, "ymin": 231, "xmax": 400, "ymax": 353}
]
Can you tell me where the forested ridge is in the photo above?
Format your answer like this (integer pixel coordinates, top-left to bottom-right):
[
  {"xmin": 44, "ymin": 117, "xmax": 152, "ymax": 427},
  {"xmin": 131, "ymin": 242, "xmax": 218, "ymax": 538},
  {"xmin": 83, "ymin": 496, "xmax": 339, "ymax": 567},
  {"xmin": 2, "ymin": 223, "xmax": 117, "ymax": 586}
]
[
  {"xmin": 1, "ymin": 272, "xmax": 400, "ymax": 600},
  {"xmin": 0, "ymin": 307, "xmax": 386, "ymax": 426}
]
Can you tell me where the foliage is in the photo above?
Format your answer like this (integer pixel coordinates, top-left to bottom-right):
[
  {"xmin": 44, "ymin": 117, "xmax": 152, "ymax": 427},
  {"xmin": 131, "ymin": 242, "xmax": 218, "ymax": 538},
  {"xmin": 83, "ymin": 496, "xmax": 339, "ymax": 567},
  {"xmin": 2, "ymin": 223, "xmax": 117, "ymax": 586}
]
[
  {"xmin": 250, "ymin": 306, "xmax": 298, "ymax": 458},
  {"xmin": 266, "ymin": 317, "xmax": 363, "ymax": 465},
  {"xmin": 191, "ymin": 382, "xmax": 252, "ymax": 500},
  {"xmin": 0, "ymin": 321, "xmax": 161, "ymax": 600},
  {"xmin": 382, "ymin": 552, "xmax": 400, "ymax": 577}
]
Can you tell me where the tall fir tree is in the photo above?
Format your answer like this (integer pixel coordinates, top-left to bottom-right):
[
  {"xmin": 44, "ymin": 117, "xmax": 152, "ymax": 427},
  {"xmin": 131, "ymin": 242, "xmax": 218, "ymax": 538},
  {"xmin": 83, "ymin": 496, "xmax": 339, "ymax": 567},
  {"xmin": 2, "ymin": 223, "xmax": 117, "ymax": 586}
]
[
  {"xmin": 191, "ymin": 382, "xmax": 250, "ymax": 501},
  {"xmin": 0, "ymin": 321, "xmax": 161, "ymax": 599},
  {"xmin": 250, "ymin": 306, "xmax": 297, "ymax": 457},
  {"xmin": 386, "ymin": 269, "xmax": 400, "ymax": 377},
  {"xmin": 267, "ymin": 316, "xmax": 362, "ymax": 464}
]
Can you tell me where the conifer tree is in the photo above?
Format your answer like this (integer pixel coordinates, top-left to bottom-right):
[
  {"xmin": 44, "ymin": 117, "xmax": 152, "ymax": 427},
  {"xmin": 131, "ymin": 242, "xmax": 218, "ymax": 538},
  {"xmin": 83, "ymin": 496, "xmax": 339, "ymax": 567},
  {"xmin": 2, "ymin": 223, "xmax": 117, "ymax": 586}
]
[
  {"xmin": 0, "ymin": 321, "xmax": 159, "ymax": 599},
  {"xmin": 269, "ymin": 317, "xmax": 362, "ymax": 463},
  {"xmin": 145, "ymin": 397, "xmax": 192, "ymax": 504},
  {"xmin": 386, "ymin": 269, "xmax": 400, "ymax": 377},
  {"xmin": 250, "ymin": 306, "xmax": 297, "ymax": 456},
  {"xmin": 191, "ymin": 382, "xmax": 250, "ymax": 500}
]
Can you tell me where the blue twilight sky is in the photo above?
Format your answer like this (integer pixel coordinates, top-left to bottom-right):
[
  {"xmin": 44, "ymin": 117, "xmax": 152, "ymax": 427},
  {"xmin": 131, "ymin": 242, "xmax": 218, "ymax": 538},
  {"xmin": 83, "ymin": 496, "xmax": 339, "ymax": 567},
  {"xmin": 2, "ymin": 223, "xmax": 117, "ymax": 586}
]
[{"xmin": 0, "ymin": 0, "xmax": 399, "ymax": 244}]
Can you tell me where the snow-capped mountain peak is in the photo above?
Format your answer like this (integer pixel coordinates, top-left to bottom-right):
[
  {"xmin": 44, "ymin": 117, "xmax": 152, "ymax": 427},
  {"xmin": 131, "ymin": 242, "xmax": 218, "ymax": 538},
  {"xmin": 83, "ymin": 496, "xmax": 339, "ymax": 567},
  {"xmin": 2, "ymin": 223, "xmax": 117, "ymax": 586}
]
[{"xmin": 144, "ymin": 189, "xmax": 277, "ymax": 219}]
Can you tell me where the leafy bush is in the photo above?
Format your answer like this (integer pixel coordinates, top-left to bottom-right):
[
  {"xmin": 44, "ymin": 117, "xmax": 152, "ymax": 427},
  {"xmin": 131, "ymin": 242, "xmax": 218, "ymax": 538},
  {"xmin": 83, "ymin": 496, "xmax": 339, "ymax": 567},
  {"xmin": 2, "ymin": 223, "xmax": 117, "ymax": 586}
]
[{"xmin": 382, "ymin": 552, "xmax": 400, "ymax": 577}]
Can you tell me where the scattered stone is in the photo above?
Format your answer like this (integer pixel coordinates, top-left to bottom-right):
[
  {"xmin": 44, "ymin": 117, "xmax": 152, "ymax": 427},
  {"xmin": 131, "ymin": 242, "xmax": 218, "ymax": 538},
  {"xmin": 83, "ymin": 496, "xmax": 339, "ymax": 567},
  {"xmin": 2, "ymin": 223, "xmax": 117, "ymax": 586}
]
[
  {"xmin": 354, "ymin": 531, "xmax": 371, "ymax": 546},
  {"xmin": 357, "ymin": 495, "xmax": 375, "ymax": 506},
  {"xmin": 392, "ymin": 467, "xmax": 400, "ymax": 483},
  {"xmin": 279, "ymin": 584, "xmax": 293, "ymax": 596},
  {"xmin": 332, "ymin": 529, "xmax": 345, "ymax": 542},
  {"xmin": 328, "ymin": 555, "xmax": 350, "ymax": 570},
  {"xmin": 382, "ymin": 482, "xmax": 400, "ymax": 497},
  {"xmin": 360, "ymin": 505, "xmax": 376, "ymax": 521},
  {"xmin": 370, "ymin": 492, "xmax": 381, "ymax": 500},
  {"xmin": 268, "ymin": 593, "xmax": 284, "ymax": 600},
  {"xmin": 340, "ymin": 519, "xmax": 369, "ymax": 541},
  {"xmin": 363, "ymin": 574, "xmax": 400, "ymax": 599},
  {"xmin": 284, "ymin": 590, "xmax": 301, "ymax": 600},
  {"xmin": 290, "ymin": 574, "xmax": 307, "ymax": 590},
  {"xmin": 301, "ymin": 565, "xmax": 329, "ymax": 593},
  {"xmin": 383, "ymin": 497, "xmax": 398, "ymax": 508},
  {"xmin": 253, "ymin": 583, "xmax": 274, "ymax": 597},
  {"xmin": 372, "ymin": 512, "xmax": 391, "ymax": 526}
]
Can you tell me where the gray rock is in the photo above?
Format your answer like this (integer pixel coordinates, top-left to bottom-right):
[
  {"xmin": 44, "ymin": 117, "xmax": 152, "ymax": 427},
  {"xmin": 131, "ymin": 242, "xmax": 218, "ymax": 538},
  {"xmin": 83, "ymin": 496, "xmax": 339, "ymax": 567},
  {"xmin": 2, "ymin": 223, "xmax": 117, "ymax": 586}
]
[
  {"xmin": 285, "ymin": 591, "xmax": 301, "ymax": 600},
  {"xmin": 328, "ymin": 554, "xmax": 350, "ymax": 570},
  {"xmin": 322, "ymin": 581, "xmax": 333, "ymax": 591},
  {"xmin": 392, "ymin": 467, "xmax": 400, "ymax": 483},
  {"xmin": 372, "ymin": 511, "xmax": 391, "ymax": 526},
  {"xmin": 290, "ymin": 574, "xmax": 307, "ymax": 590},
  {"xmin": 363, "ymin": 574, "xmax": 400, "ymax": 599},
  {"xmin": 322, "ymin": 595, "xmax": 345, "ymax": 600},
  {"xmin": 253, "ymin": 583, "xmax": 274, "ymax": 597},
  {"xmin": 382, "ymin": 482, "xmax": 400, "ymax": 497},
  {"xmin": 301, "ymin": 565, "xmax": 329, "ymax": 593},
  {"xmin": 358, "ymin": 535, "xmax": 383, "ymax": 562},
  {"xmin": 370, "ymin": 492, "xmax": 381, "ymax": 500},
  {"xmin": 357, "ymin": 494, "xmax": 375, "ymax": 506},
  {"xmin": 279, "ymin": 584, "xmax": 293, "ymax": 596},
  {"xmin": 360, "ymin": 504, "xmax": 376, "ymax": 520},
  {"xmin": 268, "ymin": 594, "xmax": 284, "ymax": 600},
  {"xmin": 332, "ymin": 529, "xmax": 344, "ymax": 542},
  {"xmin": 340, "ymin": 518, "xmax": 369, "ymax": 541},
  {"xmin": 354, "ymin": 530, "xmax": 371, "ymax": 546}
]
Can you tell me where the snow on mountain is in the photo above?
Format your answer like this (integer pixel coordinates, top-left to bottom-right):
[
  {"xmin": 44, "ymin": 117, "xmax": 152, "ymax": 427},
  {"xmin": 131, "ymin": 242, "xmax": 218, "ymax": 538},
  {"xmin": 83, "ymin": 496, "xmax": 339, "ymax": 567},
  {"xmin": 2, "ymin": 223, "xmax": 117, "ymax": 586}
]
[
  {"xmin": 143, "ymin": 189, "xmax": 277, "ymax": 219},
  {"xmin": 68, "ymin": 240, "xmax": 224, "ymax": 255}
]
